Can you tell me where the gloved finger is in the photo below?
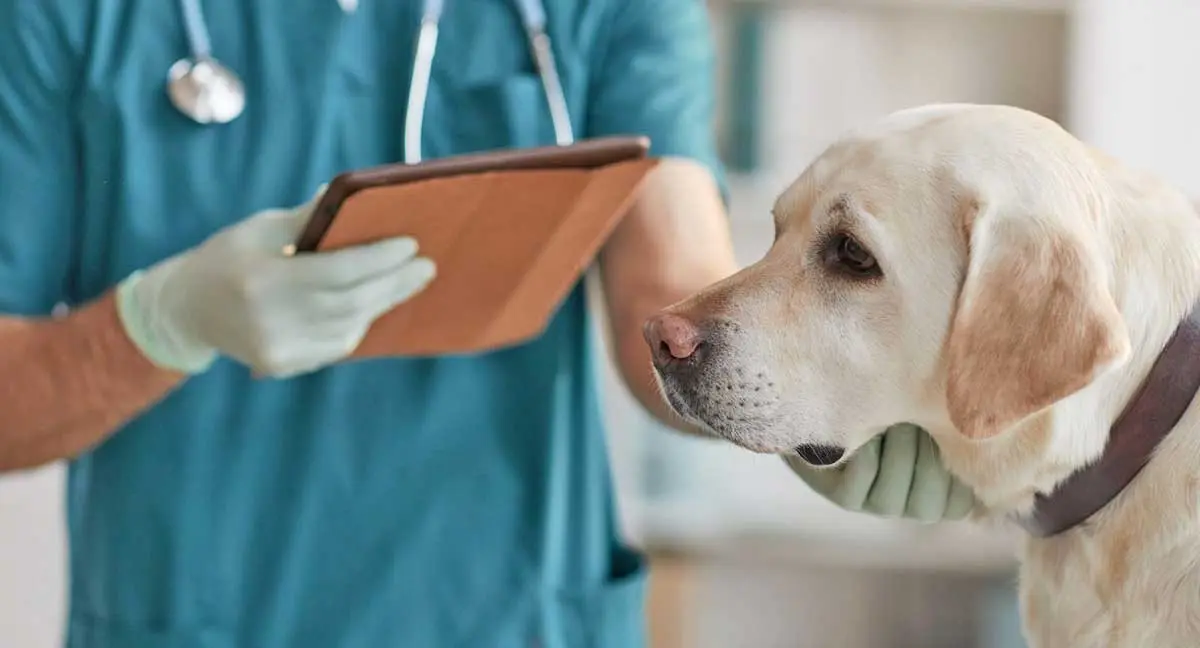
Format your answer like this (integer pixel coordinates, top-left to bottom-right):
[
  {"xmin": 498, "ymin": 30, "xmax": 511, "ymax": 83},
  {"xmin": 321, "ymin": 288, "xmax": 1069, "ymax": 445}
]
[
  {"xmin": 387, "ymin": 257, "xmax": 437, "ymax": 301},
  {"xmin": 829, "ymin": 436, "xmax": 883, "ymax": 511},
  {"xmin": 305, "ymin": 256, "xmax": 437, "ymax": 322},
  {"xmin": 248, "ymin": 315, "xmax": 374, "ymax": 378},
  {"xmin": 863, "ymin": 425, "xmax": 920, "ymax": 516},
  {"xmin": 944, "ymin": 478, "xmax": 976, "ymax": 520},
  {"xmin": 782, "ymin": 454, "xmax": 848, "ymax": 504},
  {"xmin": 904, "ymin": 429, "xmax": 953, "ymax": 522},
  {"xmin": 353, "ymin": 256, "xmax": 437, "ymax": 321},
  {"xmin": 253, "ymin": 349, "xmax": 339, "ymax": 380},
  {"xmin": 287, "ymin": 236, "xmax": 423, "ymax": 289},
  {"xmin": 242, "ymin": 342, "xmax": 327, "ymax": 379},
  {"xmin": 279, "ymin": 321, "xmax": 375, "ymax": 371}
]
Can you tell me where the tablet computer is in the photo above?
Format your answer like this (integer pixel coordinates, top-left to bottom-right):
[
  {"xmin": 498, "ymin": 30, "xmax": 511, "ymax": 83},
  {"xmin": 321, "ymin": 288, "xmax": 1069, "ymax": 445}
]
[{"xmin": 287, "ymin": 136, "xmax": 660, "ymax": 356}]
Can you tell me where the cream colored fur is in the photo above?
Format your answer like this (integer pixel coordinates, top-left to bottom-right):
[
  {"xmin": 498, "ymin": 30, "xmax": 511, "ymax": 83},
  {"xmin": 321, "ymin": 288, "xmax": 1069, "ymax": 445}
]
[{"xmin": 654, "ymin": 104, "xmax": 1200, "ymax": 647}]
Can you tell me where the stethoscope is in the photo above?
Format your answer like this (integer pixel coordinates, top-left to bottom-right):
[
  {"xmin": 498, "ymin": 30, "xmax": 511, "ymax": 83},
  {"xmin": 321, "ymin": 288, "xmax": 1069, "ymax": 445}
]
[{"xmin": 168, "ymin": 0, "xmax": 575, "ymax": 162}]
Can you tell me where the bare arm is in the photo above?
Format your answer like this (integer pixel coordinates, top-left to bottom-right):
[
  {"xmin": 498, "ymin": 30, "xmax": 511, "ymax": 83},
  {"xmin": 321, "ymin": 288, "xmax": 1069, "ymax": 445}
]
[
  {"xmin": 0, "ymin": 293, "xmax": 184, "ymax": 471},
  {"xmin": 599, "ymin": 158, "xmax": 739, "ymax": 433},
  {"xmin": 0, "ymin": 6, "xmax": 178, "ymax": 469}
]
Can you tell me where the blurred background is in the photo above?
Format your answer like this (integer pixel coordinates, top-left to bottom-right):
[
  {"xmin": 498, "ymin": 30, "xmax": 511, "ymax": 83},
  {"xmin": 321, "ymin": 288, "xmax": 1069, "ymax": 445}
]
[{"xmin": 4, "ymin": 0, "xmax": 1200, "ymax": 646}]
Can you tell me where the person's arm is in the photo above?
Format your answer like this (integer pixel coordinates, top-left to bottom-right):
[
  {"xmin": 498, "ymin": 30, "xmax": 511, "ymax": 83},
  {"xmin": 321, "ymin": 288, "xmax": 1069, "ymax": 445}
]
[
  {"xmin": 0, "ymin": 3, "xmax": 184, "ymax": 471},
  {"xmin": 586, "ymin": 0, "xmax": 739, "ymax": 432},
  {"xmin": 600, "ymin": 160, "xmax": 736, "ymax": 432},
  {"xmin": 0, "ymin": 298, "xmax": 185, "ymax": 471}
]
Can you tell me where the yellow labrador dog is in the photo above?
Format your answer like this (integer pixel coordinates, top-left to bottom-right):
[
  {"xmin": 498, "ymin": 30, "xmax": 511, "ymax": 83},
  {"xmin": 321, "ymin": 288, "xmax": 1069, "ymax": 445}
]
[{"xmin": 644, "ymin": 103, "xmax": 1200, "ymax": 648}]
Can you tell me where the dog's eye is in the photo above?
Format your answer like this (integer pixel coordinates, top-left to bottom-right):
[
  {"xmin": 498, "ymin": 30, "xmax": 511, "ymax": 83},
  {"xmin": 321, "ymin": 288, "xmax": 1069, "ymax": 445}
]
[{"xmin": 824, "ymin": 234, "xmax": 881, "ymax": 278}]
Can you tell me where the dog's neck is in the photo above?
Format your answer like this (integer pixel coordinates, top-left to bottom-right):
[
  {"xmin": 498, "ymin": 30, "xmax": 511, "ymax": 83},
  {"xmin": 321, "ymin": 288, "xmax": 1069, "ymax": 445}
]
[
  {"xmin": 1018, "ymin": 287, "xmax": 1200, "ymax": 646},
  {"xmin": 1015, "ymin": 299, "xmax": 1200, "ymax": 536}
]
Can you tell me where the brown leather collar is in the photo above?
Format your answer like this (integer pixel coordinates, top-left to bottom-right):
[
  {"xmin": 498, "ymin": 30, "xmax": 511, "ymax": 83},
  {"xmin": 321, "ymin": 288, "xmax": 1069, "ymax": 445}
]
[{"xmin": 1015, "ymin": 300, "xmax": 1200, "ymax": 538}]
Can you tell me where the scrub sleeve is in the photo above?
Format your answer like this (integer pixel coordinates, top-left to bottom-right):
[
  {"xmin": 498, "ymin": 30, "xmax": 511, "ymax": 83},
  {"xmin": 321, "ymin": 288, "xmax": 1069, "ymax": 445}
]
[
  {"xmin": 587, "ymin": 0, "xmax": 728, "ymax": 197},
  {"xmin": 0, "ymin": 0, "xmax": 82, "ymax": 316}
]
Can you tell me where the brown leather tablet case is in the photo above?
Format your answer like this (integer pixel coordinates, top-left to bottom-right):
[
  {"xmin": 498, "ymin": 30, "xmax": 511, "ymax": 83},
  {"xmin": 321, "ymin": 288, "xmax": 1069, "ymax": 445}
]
[{"xmin": 297, "ymin": 136, "xmax": 660, "ymax": 357}]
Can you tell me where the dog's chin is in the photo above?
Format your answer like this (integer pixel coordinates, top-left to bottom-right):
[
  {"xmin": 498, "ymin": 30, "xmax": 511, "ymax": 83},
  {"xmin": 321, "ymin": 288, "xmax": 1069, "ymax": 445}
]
[
  {"xmin": 654, "ymin": 374, "xmax": 822, "ymax": 454},
  {"xmin": 658, "ymin": 386, "xmax": 715, "ymax": 434}
]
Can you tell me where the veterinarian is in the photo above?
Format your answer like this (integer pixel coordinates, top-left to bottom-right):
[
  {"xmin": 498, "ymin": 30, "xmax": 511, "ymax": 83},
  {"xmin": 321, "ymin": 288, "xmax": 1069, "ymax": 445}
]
[{"xmin": 0, "ymin": 1, "xmax": 968, "ymax": 647}]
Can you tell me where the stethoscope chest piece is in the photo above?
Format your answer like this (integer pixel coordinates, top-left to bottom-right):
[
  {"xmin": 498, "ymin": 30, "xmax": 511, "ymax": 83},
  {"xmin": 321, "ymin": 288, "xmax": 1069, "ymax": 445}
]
[{"xmin": 167, "ymin": 56, "xmax": 246, "ymax": 125}]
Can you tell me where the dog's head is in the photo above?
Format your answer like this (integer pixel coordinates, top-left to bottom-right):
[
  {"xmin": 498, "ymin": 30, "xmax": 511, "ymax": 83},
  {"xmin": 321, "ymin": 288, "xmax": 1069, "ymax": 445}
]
[{"xmin": 646, "ymin": 104, "xmax": 1130, "ymax": 475}]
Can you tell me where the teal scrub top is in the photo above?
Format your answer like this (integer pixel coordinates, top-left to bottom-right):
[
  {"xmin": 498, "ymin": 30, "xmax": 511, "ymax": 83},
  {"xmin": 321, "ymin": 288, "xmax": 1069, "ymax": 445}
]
[{"xmin": 0, "ymin": 1, "xmax": 724, "ymax": 646}]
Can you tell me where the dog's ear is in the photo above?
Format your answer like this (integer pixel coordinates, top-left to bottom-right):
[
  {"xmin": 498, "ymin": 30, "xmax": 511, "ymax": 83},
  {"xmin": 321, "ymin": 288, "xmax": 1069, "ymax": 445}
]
[{"xmin": 945, "ymin": 200, "xmax": 1130, "ymax": 439}]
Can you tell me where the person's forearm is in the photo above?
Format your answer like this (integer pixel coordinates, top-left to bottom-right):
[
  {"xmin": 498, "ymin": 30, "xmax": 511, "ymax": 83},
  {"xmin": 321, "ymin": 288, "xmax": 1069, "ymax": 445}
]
[
  {"xmin": 599, "ymin": 157, "xmax": 740, "ymax": 435},
  {"xmin": 0, "ymin": 292, "xmax": 185, "ymax": 471}
]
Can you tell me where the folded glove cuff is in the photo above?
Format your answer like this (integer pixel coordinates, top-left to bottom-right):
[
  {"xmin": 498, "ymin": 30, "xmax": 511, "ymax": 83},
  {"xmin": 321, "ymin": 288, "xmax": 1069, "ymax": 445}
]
[{"xmin": 115, "ymin": 267, "xmax": 217, "ymax": 375}]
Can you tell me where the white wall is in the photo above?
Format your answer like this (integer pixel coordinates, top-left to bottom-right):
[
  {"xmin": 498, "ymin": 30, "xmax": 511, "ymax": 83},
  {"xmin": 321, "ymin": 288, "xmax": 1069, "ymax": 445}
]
[
  {"xmin": 0, "ymin": 465, "xmax": 65, "ymax": 647},
  {"xmin": 1067, "ymin": 0, "xmax": 1200, "ymax": 197}
]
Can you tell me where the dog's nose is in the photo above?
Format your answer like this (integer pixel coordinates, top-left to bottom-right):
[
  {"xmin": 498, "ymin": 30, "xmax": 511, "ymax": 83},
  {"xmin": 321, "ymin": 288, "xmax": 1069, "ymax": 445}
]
[{"xmin": 644, "ymin": 313, "xmax": 705, "ymax": 364}]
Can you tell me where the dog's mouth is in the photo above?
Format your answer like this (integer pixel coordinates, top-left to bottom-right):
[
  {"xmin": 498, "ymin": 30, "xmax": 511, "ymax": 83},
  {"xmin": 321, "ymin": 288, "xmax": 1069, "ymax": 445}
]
[
  {"xmin": 793, "ymin": 444, "xmax": 846, "ymax": 466},
  {"xmin": 655, "ymin": 376, "xmax": 696, "ymax": 420},
  {"xmin": 652, "ymin": 359, "xmax": 794, "ymax": 452}
]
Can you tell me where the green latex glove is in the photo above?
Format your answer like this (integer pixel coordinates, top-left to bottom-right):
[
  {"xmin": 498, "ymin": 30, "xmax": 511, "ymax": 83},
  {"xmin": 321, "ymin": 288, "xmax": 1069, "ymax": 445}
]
[
  {"xmin": 116, "ymin": 189, "xmax": 436, "ymax": 378},
  {"xmin": 784, "ymin": 424, "xmax": 976, "ymax": 522}
]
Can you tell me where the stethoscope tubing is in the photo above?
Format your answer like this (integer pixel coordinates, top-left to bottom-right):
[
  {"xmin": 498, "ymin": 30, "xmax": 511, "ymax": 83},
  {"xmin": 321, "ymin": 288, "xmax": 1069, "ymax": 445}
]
[
  {"xmin": 404, "ymin": 0, "xmax": 575, "ymax": 163},
  {"xmin": 179, "ymin": 0, "xmax": 214, "ymax": 61},
  {"xmin": 172, "ymin": 0, "xmax": 575, "ymax": 160}
]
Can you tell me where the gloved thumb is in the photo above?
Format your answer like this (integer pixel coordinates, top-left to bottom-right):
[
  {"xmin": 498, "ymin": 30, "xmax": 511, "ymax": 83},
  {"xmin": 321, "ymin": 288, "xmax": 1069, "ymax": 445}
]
[
  {"xmin": 783, "ymin": 454, "xmax": 843, "ymax": 493},
  {"xmin": 265, "ymin": 184, "xmax": 333, "ymax": 255},
  {"xmin": 224, "ymin": 207, "xmax": 311, "ymax": 254},
  {"xmin": 295, "ymin": 183, "xmax": 330, "ymax": 215}
]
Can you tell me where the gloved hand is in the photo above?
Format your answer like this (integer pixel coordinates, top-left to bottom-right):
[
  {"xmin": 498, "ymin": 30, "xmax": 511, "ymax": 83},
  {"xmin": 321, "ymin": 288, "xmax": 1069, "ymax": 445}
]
[
  {"xmin": 115, "ymin": 190, "xmax": 436, "ymax": 378},
  {"xmin": 783, "ymin": 424, "xmax": 976, "ymax": 522}
]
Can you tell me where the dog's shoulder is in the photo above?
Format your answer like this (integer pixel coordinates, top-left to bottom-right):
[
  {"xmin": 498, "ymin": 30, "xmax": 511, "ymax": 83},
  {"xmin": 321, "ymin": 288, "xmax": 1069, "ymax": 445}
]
[{"xmin": 1020, "ymin": 401, "xmax": 1200, "ymax": 647}]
